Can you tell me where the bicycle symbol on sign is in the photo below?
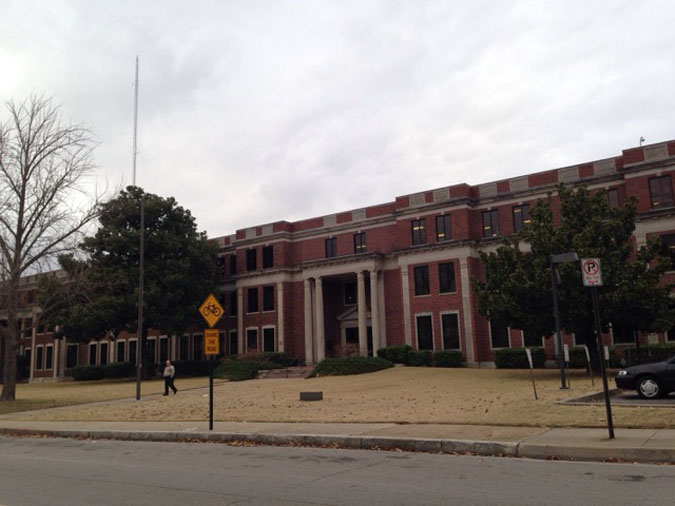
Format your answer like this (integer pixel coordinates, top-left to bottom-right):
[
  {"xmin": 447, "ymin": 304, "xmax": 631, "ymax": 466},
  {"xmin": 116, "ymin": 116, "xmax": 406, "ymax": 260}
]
[{"xmin": 202, "ymin": 304, "xmax": 222, "ymax": 317}]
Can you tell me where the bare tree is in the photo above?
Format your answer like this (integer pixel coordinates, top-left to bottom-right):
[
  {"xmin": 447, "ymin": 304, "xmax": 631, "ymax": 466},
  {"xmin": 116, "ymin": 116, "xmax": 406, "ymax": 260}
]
[{"xmin": 0, "ymin": 96, "xmax": 103, "ymax": 400}]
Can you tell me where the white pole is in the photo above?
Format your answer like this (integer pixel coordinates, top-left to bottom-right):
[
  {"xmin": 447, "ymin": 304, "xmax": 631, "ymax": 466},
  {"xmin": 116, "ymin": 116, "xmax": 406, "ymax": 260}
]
[{"xmin": 132, "ymin": 56, "xmax": 139, "ymax": 186}]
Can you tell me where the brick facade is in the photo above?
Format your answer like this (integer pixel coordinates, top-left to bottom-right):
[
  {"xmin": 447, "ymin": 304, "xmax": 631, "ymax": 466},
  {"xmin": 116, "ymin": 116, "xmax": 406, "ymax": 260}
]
[{"xmin": 4, "ymin": 139, "xmax": 675, "ymax": 380}]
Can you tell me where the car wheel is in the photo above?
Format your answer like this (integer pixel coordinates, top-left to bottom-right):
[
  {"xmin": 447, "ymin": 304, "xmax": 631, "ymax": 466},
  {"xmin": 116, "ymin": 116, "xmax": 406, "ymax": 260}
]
[{"xmin": 637, "ymin": 376, "xmax": 663, "ymax": 399}]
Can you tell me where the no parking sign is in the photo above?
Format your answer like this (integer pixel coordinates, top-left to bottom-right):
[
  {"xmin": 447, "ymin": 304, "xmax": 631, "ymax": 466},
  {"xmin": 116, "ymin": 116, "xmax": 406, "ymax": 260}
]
[{"xmin": 581, "ymin": 258, "xmax": 603, "ymax": 287}]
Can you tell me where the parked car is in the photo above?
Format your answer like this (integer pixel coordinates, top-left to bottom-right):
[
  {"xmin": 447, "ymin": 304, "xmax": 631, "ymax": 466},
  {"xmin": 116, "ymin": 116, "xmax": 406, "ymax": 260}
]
[{"xmin": 615, "ymin": 356, "xmax": 675, "ymax": 399}]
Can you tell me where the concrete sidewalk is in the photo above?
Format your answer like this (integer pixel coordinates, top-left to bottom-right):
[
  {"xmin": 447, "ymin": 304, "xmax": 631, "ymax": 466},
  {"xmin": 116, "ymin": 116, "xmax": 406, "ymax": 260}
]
[{"xmin": 1, "ymin": 419, "xmax": 674, "ymax": 464}]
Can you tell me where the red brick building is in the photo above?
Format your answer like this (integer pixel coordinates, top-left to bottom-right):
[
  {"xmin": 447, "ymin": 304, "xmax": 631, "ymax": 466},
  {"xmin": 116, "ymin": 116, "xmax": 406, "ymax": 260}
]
[{"xmin": 5, "ymin": 139, "xmax": 675, "ymax": 381}]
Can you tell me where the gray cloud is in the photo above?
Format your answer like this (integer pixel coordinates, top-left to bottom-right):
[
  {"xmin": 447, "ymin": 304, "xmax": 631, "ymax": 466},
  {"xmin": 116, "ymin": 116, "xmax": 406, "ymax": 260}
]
[{"xmin": 1, "ymin": 0, "xmax": 674, "ymax": 236}]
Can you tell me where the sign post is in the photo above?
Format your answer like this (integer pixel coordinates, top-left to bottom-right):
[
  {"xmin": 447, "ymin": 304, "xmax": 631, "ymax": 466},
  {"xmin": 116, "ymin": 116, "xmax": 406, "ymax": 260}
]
[
  {"xmin": 199, "ymin": 294, "xmax": 224, "ymax": 431},
  {"xmin": 581, "ymin": 258, "xmax": 615, "ymax": 439}
]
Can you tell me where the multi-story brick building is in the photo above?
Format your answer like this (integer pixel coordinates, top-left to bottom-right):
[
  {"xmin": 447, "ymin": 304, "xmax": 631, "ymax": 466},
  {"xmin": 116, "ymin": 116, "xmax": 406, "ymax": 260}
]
[{"xmin": 4, "ymin": 139, "xmax": 675, "ymax": 381}]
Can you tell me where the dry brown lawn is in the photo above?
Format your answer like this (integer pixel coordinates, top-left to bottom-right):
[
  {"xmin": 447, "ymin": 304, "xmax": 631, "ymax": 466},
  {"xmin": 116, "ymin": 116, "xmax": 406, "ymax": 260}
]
[{"xmin": 2, "ymin": 367, "xmax": 673, "ymax": 429}]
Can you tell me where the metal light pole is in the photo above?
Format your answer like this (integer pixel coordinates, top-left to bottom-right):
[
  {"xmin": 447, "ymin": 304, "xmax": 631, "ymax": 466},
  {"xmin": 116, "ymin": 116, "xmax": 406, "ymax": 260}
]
[
  {"xmin": 550, "ymin": 252, "xmax": 579, "ymax": 390},
  {"xmin": 135, "ymin": 197, "xmax": 145, "ymax": 401}
]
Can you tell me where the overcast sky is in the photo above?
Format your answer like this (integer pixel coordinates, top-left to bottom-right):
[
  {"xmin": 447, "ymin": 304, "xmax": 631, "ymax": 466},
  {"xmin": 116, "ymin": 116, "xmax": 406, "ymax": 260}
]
[{"xmin": 2, "ymin": 1, "xmax": 674, "ymax": 237}]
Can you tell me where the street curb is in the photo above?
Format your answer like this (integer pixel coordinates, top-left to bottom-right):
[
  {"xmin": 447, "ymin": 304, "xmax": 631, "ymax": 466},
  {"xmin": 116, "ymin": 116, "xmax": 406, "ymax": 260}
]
[
  {"xmin": 0, "ymin": 427, "xmax": 517, "ymax": 457},
  {"xmin": 1, "ymin": 428, "xmax": 673, "ymax": 463}
]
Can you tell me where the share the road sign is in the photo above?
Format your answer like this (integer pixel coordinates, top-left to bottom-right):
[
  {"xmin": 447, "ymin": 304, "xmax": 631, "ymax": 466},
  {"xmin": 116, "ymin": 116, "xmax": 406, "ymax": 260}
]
[
  {"xmin": 199, "ymin": 293, "xmax": 224, "ymax": 328},
  {"xmin": 581, "ymin": 258, "xmax": 603, "ymax": 287},
  {"xmin": 204, "ymin": 328, "xmax": 219, "ymax": 355}
]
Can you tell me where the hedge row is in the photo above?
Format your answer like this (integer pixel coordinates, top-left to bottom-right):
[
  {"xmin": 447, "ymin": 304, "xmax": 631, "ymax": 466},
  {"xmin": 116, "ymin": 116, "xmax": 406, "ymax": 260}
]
[
  {"xmin": 377, "ymin": 345, "xmax": 463, "ymax": 368},
  {"xmin": 0, "ymin": 355, "xmax": 30, "ymax": 380},
  {"xmin": 307, "ymin": 356, "xmax": 394, "ymax": 377},
  {"xmin": 71, "ymin": 361, "xmax": 137, "ymax": 381},
  {"xmin": 213, "ymin": 352, "xmax": 295, "ymax": 381},
  {"xmin": 620, "ymin": 343, "xmax": 675, "ymax": 366},
  {"xmin": 493, "ymin": 347, "xmax": 546, "ymax": 369}
]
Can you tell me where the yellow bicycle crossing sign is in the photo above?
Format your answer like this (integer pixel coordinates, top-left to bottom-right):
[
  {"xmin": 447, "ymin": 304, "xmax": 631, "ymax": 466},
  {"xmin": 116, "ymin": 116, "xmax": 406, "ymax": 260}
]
[{"xmin": 199, "ymin": 293, "xmax": 224, "ymax": 328}]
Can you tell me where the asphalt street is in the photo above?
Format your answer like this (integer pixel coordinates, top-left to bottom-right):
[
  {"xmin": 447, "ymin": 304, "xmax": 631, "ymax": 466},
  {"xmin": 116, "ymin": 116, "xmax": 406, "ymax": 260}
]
[{"xmin": 0, "ymin": 437, "xmax": 674, "ymax": 506}]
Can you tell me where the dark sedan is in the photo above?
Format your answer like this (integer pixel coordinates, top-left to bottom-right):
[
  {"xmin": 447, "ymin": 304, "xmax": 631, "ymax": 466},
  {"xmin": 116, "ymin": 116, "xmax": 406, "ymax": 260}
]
[{"xmin": 615, "ymin": 356, "xmax": 675, "ymax": 399}]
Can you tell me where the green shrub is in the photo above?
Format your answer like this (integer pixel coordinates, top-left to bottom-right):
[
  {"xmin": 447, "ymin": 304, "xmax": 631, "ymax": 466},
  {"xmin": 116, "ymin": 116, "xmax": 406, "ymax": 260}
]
[
  {"xmin": 173, "ymin": 359, "xmax": 209, "ymax": 377},
  {"xmin": 71, "ymin": 365, "xmax": 105, "ymax": 381},
  {"xmin": 432, "ymin": 350, "xmax": 463, "ymax": 368},
  {"xmin": 103, "ymin": 361, "xmax": 135, "ymax": 378},
  {"xmin": 568, "ymin": 347, "xmax": 589, "ymax": 369},
  {"xmin": 493, "ymin": 347, "xmax": 546, "ymax": 369},
  {"xmin": 307, "ymin": 356, "xmax": 393, "ymax": 377},
  {"xmin": 257, "ymin": 352, "xmax": 298, "ymax": 367},
  {"xmin": 377, "ymin": 344, "xmax": 412, "ymax": 364},
  {"xmin": 1, "ymin": 355, "xmax": 30, "ymax": 380},
  {"xmin": 214, "ymin": 360, "xmax": 259, "ymax": 381},
  {"xmin": 405, "ymin": 350, "xmax": 433, "ymax": 367},
  {"xmin": 621, "ymin": 343, "xmax": 675, "ymax": 366}
]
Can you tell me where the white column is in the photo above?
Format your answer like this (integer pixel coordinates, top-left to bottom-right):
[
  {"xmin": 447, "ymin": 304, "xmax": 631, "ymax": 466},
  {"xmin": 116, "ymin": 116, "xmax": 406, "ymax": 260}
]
[
  {"xmin": 237, "ymin": 287, "xmax": 244, "ymax": 356},
  {"xmin": 459, "ymin": 258, "xmax": 475, "ymax": 363},
  {"xmin": 60, "ymin": 337, "xmax": 67, "ymax": 378},
  {"xmin": 369, "ymin": 270, "xmax": 380, "ymax": 354},
  {"xmin": 276, "ymin": 282, "xmax": 284, "ymax": 353},
  {"xmin": 315, "ymin": 277, "xmax": 325, "ymax": 362},
  {"xmin": 53, "ymin": 339, "xmax": 59, "ymax": 379},
  {"xmin": 378, "ymin": 270, "xmax": 387, "ymax": 344},
  {"xmin": 29, "ymin": 315, "xmax": 36, "ymax": 383},
  {"xmin": 400, "ymin": 267, "xmax": 412, "ymax": 346},
  {"xmin": 304, "ymin": 279, "xmax": 314, "ymax": 364},
  {"xmin": 357, "ymin": 271, "xmax": 368, "ymax": 356}
]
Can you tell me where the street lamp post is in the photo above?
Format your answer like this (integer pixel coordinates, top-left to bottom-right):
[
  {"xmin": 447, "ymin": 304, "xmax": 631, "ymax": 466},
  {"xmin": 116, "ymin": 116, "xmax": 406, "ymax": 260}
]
[{"xmin": 550, "ymin": 252, "xmax": 579, "ymax": 390}]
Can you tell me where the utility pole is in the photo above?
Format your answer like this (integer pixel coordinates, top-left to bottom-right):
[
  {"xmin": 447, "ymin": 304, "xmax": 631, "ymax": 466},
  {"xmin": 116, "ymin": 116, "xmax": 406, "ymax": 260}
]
[{"xmin": 132, "ymin": 56, "xmax": 139, "ymax": 186}]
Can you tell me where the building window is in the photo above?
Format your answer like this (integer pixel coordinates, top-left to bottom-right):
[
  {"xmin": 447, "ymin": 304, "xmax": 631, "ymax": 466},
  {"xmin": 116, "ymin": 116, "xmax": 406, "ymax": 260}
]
[
  {"xmin": 482, "ymin": 209, "xmax": 500, "ymax": 238},
  {"xmin": 436, "ymin": 215, "xmax": 451, "ymax": 242},
  {"xmin": 216, "ymin": 256, "xmax": 226, "ymax": 279},
  {"xmin": 438, "ymin": 262, "xmax": 456, "ymax": 293},
  {"xmin": 263, "ymin": 327, "xmax": 275, "ymax": 352},
  {"xmin": 416, "ymin": 315, "xmax": 434, "ymax": 350},
  {"xmin": 229, "ymin": 253, "xmax": 237, "ymax": 275},
  {"xmin": 116, "ymin": 341, "xmax": 125, "ymax": 362},
  {"xmin": 229, "ymin": 291, "xmax": 238, "ymax": 316},
  {"xmin": 660, "ymin": 234, "xmax": 675, "ymax": 269},
  {"xmin": 262, "ymin": 245, "xmax": 274, "ymax": 269},
  {"xmin": 649, "ymin": 175, "xmax": 674, "ymax": 209},
  {"xmin": 413, "ymin": 265, "xmax": 430, "ymax": 296},
  {"xmin": 512, "ymin": 204, "xmax": 531, "ymax": 233},
  {"xmin": 607, "ymin": 189, "xmax": 619, "ymax": 209},
  {"xmin": 247, "ymin": 287, "xmax": 259, "ymax": 313},
  {"xmin": 246, "ymin": 328, "xmax": 258, "ymax": 352},
  {"xmin": 66, "ymin": 344, "xmax": 78, "ymax": 368},
  {"xmin": 667, "ymin": 328, "xmax": 675, "ymax": 342},
  {"xmin": 159, "ymin": 337, "xmax": 168, "ymax": 362},
  {"xmin": 411, "ymin": 219, "xmax": 426, "ymax": 245},
  {"xmin": 325, "ymin": 237, "xmax": 337, "ymax": 258},
  {"xmin": 147, "ymin": 338, "xmax": 156, "ymax": 363},
  {"xmin": 179, "ymin": 335, "xmax": 189, "ymax": 360},
  {"xmin": 229, "ymin": 331, "xmax": 238, "ymax": 356},
  {"xmin": 441, "ymin": 313, "xmax": 460, "ymax": 350},
  {"xmin": 353, "ymin": 232, "xmax": 366, "ymax": 254},
  {"xmin": 45, "ymin": 345, "xmax": 54, "ymax": 370},
  {"xmin": 219, "ymin": 332, "xmax": 226, "ymax": 358},
  {"xmin": 99, "ymin": 342, "xmax": 108, "ymax": 365},
  {"xmin": 612, "ymin": 325, "xmax": 636, "ymax": 345},
  {"xmin": 262, "ymin": 286, "xmax": 274, "ymax": 311},
  {"xmin": 490, "ymin": 320, "xmax": 509, "ymax": 349},
  {"xmin": 35, "ymin": 346, "xmax": 44, "ymax": 370},
  {"xmin": 522, "ymin": 331, "xmax": 541, "ymax": 347},
  {"xmin": 344, "ymin": 281, "xmax": 357, "ymax": 305},
  {"xmin": 129, "ymin": 340, "xmax": 138, "ymax": 363},
  {"xmin": 89, "ymin": 343, "xmax": 97, "ymax": 365},
  {"xmin": 193, "ymin": 334, "xmax": 204, "ymax": 360},
  {"xmin": 246, "ymin": 249, "xmax": 257, "ymax": 271}
]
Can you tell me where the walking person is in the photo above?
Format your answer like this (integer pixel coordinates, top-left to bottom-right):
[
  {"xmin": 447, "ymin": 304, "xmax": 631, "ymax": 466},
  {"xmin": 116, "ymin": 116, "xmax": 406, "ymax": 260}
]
[{"xmin": 163, "ymin": 360, "xmax": 178, "ymax": 395}]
